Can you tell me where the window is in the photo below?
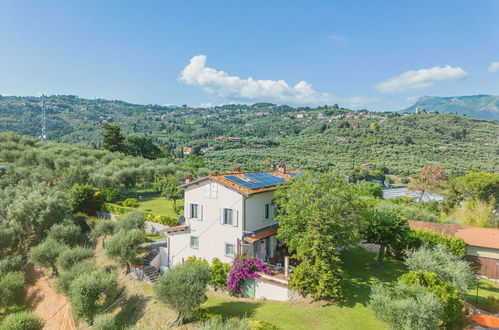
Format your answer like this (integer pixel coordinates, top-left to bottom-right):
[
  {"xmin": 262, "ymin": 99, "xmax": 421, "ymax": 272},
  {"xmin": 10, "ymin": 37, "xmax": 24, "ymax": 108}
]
[
  {"xmin": 190, "ymin": 236, "xmax": 199, "ymax": 249},
  {"xmin": 225, "ymin": 243, "xmax": 235, "ymax": 256},
  {"xmin": 264, "ymin": 204, "xmax": 270, "ymax": 219},
  {"xmin": 205, "ymin": 183, "xmax": 218, "ymax": 198},
  {"xmin": 223, "ymin": 208, "xmax": 233, "ymax": 225},
  {"xmin": 190, "ymin": 204, "xmax": 198, "ymax": 219}
]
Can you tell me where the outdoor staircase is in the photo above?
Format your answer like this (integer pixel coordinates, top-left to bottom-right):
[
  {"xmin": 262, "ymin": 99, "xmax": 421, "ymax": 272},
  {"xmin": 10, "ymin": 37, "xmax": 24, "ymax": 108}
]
[
  {"xmin": 143, "ymin": 249, "xmax": 160, "ymax": 284},
  {"xmin": 143, "ymin": 265, "xmax": 159, "ymax": 284}
]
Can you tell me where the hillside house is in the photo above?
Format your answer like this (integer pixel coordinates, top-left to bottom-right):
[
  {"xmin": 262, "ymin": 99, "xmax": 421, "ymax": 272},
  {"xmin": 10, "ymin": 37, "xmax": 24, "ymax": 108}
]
[{"xmin": 161, "ymin": 165, "xmax": 301, "ymax": 267}]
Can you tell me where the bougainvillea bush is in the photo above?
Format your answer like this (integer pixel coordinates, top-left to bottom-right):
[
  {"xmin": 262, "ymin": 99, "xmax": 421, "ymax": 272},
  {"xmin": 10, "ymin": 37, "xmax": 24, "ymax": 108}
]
[{"xmin": 227, "ymin": 256, "xmax": 270, "ymax": 295}]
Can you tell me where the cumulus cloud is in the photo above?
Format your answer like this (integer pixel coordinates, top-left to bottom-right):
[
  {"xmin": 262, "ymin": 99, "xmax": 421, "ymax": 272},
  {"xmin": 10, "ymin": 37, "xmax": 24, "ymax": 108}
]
[
  {"xmin": 374, "ymin": 65, "xmax": 469, "ymax": 93},
  {"xmin": 489, "ymin": 62, "xmax": 499, "ymax": 72},
  {"xmin": 179, "ymin": 55, "xmax": 332, "ymax": 105}
]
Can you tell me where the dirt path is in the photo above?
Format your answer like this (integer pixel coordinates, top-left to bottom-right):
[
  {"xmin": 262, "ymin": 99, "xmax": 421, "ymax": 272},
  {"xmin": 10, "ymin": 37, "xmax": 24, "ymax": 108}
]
[{"xmin": 27, "ymin": 266, "xmax": 77, "ymax": 330}]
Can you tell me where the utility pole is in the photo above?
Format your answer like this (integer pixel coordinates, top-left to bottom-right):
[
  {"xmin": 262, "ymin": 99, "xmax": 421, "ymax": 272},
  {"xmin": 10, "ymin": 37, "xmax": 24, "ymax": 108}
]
[{"xmin": 40, "ymin": 94, "xmax": 47, "ymax": 142}]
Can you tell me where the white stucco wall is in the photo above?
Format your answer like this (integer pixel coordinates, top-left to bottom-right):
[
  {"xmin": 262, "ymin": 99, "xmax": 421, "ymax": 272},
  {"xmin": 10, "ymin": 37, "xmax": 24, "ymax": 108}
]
[
  {"xmin": 254, "ymin": 278, "xmax": 290, "ymax": 301},
  {"xmin": 244, "ymin": 191, "xmax": 277, "ymax": 232},
  {"xmin": 467, "ymin": 245, "xmax": 499, "ymax": 259},
  {"xmin": 168, "ymin": 180, "xmax": 243, "ymax": 265}
]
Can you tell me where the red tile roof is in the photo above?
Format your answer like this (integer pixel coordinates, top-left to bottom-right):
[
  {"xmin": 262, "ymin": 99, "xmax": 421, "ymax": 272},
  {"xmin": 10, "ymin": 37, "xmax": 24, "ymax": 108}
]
[
  {"xmin": 408, "ymin": 220, "xmax": 499, "ymax": 250},
  {"xmin": 244, "ymin": 225, "xmax": 279, "ymax": 243},
  {"xmin": 179, "ymin": 169, "xmax": 302, "ymax": 195}
]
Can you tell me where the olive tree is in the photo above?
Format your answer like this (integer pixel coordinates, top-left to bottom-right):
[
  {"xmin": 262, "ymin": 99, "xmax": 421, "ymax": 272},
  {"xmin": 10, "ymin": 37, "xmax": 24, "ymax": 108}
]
[
  {"xmin": 105, "ymin": 229, "xmax": 145, "ymax": 274},
  {"xmin": 154, "ymin": 262, "xmax": 210, "ymax": 325},
  {"xmin": 69, "ymin": 269, "xmax": 118, "ymax": 320},
  {"xmin": 28, "ymin": 238, "xmax": 67, "ymax": 276}
]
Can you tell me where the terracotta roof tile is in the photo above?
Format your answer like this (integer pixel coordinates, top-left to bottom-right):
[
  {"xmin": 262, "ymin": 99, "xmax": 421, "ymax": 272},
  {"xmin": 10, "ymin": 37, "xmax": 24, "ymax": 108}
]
[
  {"xmin": 408, "ymin": 220, "xmax": 499, "ymax": 250},
  {"xmin": 244, "ymin": 225, "xmax": 278, "ymax": 243}
]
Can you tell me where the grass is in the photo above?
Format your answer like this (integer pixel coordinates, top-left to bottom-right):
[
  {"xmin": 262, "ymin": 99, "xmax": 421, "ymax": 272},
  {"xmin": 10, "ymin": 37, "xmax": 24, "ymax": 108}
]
[
  {"xmin": 200, "ymin": 248, "xmax": 405, "ymax": 330},
  {"xmin": 464, "ymin": 278, "xmax": 499, "ymax": 311},
  {"xmin": 128, "ymin": 189, "xmax": 183, "ymax": 217},
  {"xmin": 94, "ymin": 241, "xmax": 404, "ymax": 329}
]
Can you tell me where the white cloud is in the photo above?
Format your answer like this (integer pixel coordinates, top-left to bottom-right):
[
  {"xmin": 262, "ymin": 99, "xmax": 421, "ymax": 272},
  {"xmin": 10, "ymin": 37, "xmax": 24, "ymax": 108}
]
[
  {"xmin": 374, "ymin": 65, "xmax": 469, "ymax": 93},
  {"xmin": 329, "ymin": 35, "xmax": 345, "ymax": 41},
  {"xmin": 179, "ymin": 55, "xmax": 332, "ymax": 105},
  {"xmin": 488, "ymin": 62, "xmax": 499, "ymax": 72}
]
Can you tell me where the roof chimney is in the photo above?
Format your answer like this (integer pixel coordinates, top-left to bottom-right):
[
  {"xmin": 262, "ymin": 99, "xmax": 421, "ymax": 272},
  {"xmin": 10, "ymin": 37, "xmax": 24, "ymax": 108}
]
[
  {"xmin": 185, "ymin": 175, "xmax": 193, "ymax": 184},
  {"xmin": 211, "ymin": 171, "xmax": 220, "ymax": 176},
  {"xmin": 278, "ymin": 163, "xmax": 286, "ymax": 174},
  {"xmin": 233, "ymin": 166, "xmax": 241, "ymax": 173}
]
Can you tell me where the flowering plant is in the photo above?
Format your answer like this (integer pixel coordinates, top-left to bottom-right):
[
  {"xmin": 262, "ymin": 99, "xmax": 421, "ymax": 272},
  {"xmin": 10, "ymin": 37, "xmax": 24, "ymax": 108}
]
[{"xmin": 227, "ymin": 256, "xmax": 270, "ymax": 295}]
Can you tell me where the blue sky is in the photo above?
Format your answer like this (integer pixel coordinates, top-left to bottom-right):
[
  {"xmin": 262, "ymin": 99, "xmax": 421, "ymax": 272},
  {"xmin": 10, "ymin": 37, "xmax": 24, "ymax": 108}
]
[{"xmin": 1, "ymin": 1, "xmax": 498, "ymax": 110}]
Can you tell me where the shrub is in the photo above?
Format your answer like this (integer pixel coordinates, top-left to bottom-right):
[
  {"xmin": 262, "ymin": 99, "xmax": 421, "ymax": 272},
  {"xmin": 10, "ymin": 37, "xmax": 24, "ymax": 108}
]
[
  {"xmin": 404, "ymin": 245, "xmax": 475, "ymax": 294},
  {"xmin": 369, "ymin": 282, "xmax": 443, "ymax": 330},
  {"xmin": 399, "ymin": 270, "xmax": 462, "ymax": 327},
  {"xmin": 209, "ymin": 258, "xmax": 230, "ymax": 291},
  {"xmin": 101, "ymin": 188, "xmax": 122, "ymax": 203},
  {"xmin": 56, "ymin": 247, "xmax": 94, "ymax": 272},
  {"xmin": 0, "ymin": 271, "xmax": 25, "ymax": 310},
  {"xmin": 69, "ymin": 183, "xmax": 104, "ymax": 215},
  {"xmin": 92, "ymin": 314, "xmax": 116, "ymax": 330},
  {"xmin": 227, "ymin": 256, "xmax": 270, "ymax": 296},
  {"xmin": 197, "ymin": 317, "xmax": 250, "ymax": 330},
  {"xmin": 0, "ymin": 311, "xmax": 42, "ymax": 330},
  {"xmin": 122, "ymin": 198, "xmax": 139, "ymax": 208},
  {"xmin": 407, "ymin": 230, "xmax": 467, "ymax": 257},
  {"xmin": 69, "ymin": 269, "xmax": 119, "ymax": 319},
  {"xmin": 154, "ymin": 261, "xmax": 210, "ymax": 325},
  {"xmin": 486, "ymin": 296, "xmax": 499, "ymax": 313},
  {"xmin": 102, "ymin": 203, "xmax": 176, "ymax": 226}
]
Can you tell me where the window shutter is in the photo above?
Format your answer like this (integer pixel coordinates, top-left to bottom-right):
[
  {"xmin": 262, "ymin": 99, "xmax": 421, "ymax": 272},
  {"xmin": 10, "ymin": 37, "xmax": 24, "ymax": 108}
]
[
  {"xmin": 199, "ymin": 205, "xmax": 203, "ymax": 221},
  {"xmin": 205, "ymin": 184, "xmax": 211, "ymax": 197},
  {"xmin": 187, "ymin": 203, "xmax": 192, "ymax": 218},
  {"xmin": 220, "ymin": 208, "xmax": 224, "ymax": 224},
  {"xmin": 263, "ymin": 204, "xmax": 266, "ymax": 219},
  {"xmin": 211, "ymin": 183, "xmax": 218, "ymax": 198},
  {"xmin": 233, "ymin": 209, "xmax": 238, "ymax": 227}
]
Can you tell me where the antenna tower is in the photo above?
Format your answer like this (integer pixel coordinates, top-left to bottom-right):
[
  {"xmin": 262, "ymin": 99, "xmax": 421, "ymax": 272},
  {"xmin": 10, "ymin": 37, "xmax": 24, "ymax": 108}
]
[{"xmin": 40, "ymin": 94, "xmax": 47, "ymax": 142}]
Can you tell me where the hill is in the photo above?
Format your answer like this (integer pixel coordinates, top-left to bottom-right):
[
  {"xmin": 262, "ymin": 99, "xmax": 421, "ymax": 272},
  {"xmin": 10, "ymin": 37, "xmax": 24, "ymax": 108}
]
[
  {"xmin": 402, "ymin": 95, "xmax": 499, "ymax": 120},
  {"xmin": 0, "ymin": 95, "xmax": 498, "ymax": 175}
]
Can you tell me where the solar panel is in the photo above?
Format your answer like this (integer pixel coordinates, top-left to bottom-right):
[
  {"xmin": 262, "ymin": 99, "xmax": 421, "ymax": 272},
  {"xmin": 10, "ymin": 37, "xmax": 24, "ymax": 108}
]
[{"xmin": 224, "ymin": 173, "xmax": 285, "ymax": 189}]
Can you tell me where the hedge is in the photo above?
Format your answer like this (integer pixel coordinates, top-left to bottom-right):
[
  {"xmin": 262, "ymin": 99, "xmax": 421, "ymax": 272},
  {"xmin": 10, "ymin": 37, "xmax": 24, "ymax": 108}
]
[
  {"xmin": 102, "ymin": 203, "xmax": 177, "ymax": 226},
  {"xmin": 408, "ymin": 229, "xmax": 467, "ymax": 257}
]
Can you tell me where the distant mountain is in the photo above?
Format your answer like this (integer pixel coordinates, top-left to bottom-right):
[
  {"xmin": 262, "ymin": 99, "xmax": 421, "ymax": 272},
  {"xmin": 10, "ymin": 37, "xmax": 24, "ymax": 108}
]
[{"xmin": 401, "ymin": 95, "xmax": 499, "ymax": 120}]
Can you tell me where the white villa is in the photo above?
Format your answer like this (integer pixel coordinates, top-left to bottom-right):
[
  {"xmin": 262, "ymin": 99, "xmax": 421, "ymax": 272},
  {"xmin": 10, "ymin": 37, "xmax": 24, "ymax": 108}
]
[{"xmin": 161, "ymin": 164, "xmax": 301, "ymax": 267}]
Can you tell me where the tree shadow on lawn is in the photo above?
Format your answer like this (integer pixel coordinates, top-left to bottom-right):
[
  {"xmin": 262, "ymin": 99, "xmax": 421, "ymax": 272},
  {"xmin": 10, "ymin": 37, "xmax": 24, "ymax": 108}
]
[
  {"xmin": 341, "ymin": 248, "xmax": 406, "ymax": 308},
  {"xmin": 113, "ymin": 295, "xmax": 148, "ymax": 329},
  {"xmin": 202, "ymin": 300, "xmax": 263, "ymax": 319}
]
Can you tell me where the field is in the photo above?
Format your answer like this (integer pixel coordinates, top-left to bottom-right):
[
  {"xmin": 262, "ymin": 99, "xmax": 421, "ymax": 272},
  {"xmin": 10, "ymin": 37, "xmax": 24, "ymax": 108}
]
[{"xmin": 94, "ymin": 242, "xmax": 404, "ymax": 329}]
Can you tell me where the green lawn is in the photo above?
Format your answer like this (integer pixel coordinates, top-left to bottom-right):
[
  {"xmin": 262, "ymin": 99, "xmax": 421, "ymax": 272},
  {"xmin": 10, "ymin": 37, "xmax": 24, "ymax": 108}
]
[
  {"xmin": 464, "ymin": 278, "xmax": 499, "ymax": 311},
  {"xmin": 200, "ymin": 248, "xmax": 406, "ymax": 330},
  {"xmin": 125, "ymin": 189, "xmax": 183, "ymax": 217}
]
